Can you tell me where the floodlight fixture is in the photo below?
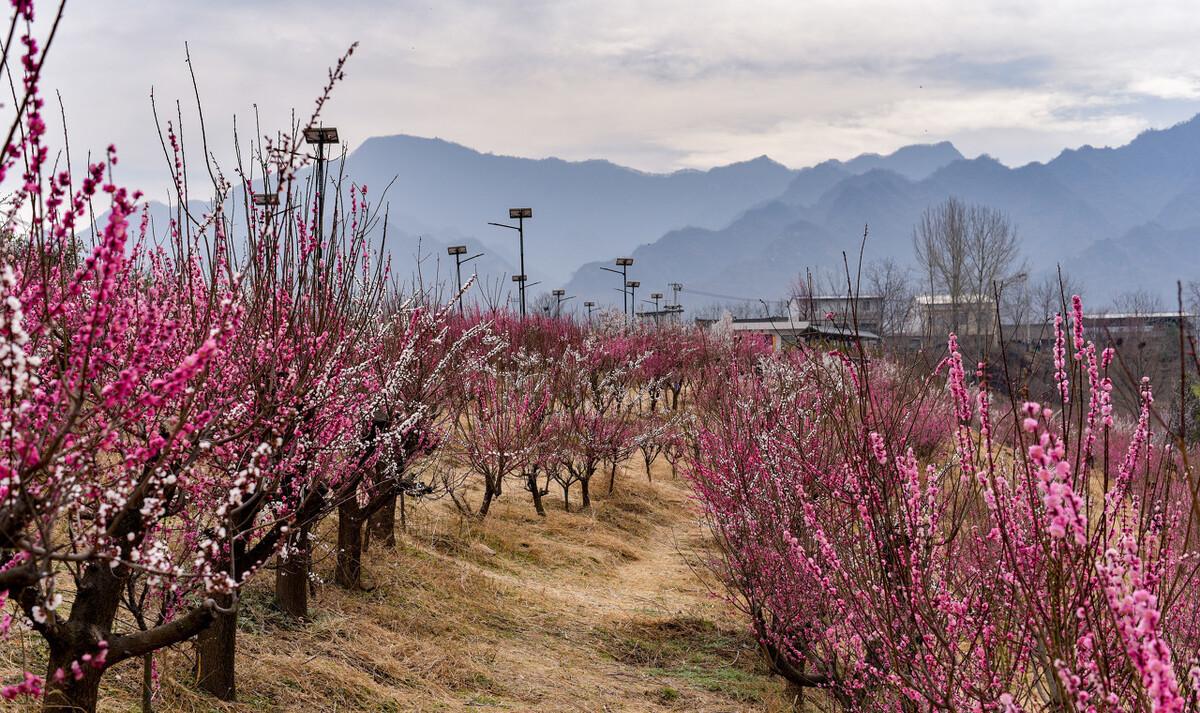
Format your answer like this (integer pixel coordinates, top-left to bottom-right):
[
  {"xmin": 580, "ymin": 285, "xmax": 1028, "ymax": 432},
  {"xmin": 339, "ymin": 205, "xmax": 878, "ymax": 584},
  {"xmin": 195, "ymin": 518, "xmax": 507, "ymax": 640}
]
[
  {"xmin": 447, "ymin": 245, "xmax": 468, "ymax": 256},
  {"xmin": 252, "ymin": 193, "xmax": 280, "ymax": 207},
  {"xmin": 626, "ymin": 280, "xmax": 640, "ymax": 288},
  {"xmin": 615, "ymin": 257, "xmax": 634, "ymax": 266},
  {"xmin": 512, "ymin": 274, "xmax": 527, "ymax": 282},
  {"xmin": 509, "ymin": 207, "xmax": 533, "ymax": 219},
  {"xmin": 552, "ymin": 289, "xmax": 565, "ymax": 297},
  {"xmin": 650, "ymin": 292, "xmax": 663, "ymax": 299}
]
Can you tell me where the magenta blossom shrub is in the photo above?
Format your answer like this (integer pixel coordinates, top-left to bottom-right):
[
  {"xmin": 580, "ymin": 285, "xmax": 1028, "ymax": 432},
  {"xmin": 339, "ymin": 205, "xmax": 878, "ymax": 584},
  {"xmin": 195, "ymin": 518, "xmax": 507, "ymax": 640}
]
[{"xmin": 691, "ymin": 298, "xmax": 1200, "ymax": 711}]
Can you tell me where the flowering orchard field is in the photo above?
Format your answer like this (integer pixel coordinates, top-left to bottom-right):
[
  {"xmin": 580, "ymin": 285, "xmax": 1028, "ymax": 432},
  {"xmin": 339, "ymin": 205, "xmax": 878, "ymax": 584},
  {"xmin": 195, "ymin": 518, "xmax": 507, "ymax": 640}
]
[
  {"xmin": 690, "ymin": 304, "xmax": 1200, "ymax": 711},
  {"xmin": 0, "ymin": 2, "xmax": 1198, "ymax": 711}
]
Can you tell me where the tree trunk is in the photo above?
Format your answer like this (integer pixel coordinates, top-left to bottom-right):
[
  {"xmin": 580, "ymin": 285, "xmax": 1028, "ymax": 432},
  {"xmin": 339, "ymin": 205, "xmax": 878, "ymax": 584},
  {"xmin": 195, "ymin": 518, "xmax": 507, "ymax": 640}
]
[
  {"xmin": 527, "ymin": 471, "xmax": 546, "ymax": 517},
  {"xmin": 607, "ymin": 462, "xmax": 618, "ymax": 495},
  {"xmin": 274, "ymin": 526, "xmax": 310, "ymax": 619},
  {"xmin": 580, "ymin": 477, "xmax": 592, "ymax": 509},
  {"xmin": 478, "ymin": 478, "xmax": 497, "ymax": 518},
  {"xmin": 336, "ymin": 503, "xmax": 365, "ymax": 589},
  {"xmin": 40, "ymin": 558, "xmax": 125, "ymax": 711},
  {"xmin": 42, "ymin": 648, "xmax": 105, "ymax": 712},
  {"xmin": 644, "ymin": 455, "xmax": 654, "ymax": 481},
  {"xmin": 562, "ymin": 484, "xmax": 570, "ymax": 512},
  {"xmin": 366, "ymin": 493, "xmax": 396, "ymax": 549},
  {"xmin": 142, "ymin": 654, "xmax": 153, "ymax": 713},
  {"xmin": 194, "ymin": 594, "xmax": 237, "ymax": 701},
  {"xmin": 399, "ymin": 491, "xmax": 407, "ymax": 533}
]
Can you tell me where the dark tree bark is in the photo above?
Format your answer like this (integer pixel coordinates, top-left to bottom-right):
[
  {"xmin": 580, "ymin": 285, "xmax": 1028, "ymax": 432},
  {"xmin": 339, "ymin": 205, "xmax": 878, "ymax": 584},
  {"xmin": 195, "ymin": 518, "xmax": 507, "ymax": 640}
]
[
  {"xmin": 478, "ymin": 477, "xmax": 497, "ymax": 518},
  {"xmin": 366, "ymin": 493, "xmax": 396, "ymax": 549},
  {"xmin": 142, "ymin": 653, "xmax": 153, "ymax": 713},
  {"xmin": 335, "ymin": 502, "xmax": 366, "ymax": 589},
  {"xmin": 580, "ymin": 477, "xmax": 592, "ymax": 509},
  {"xmin": 194, "ymin": 594, "xmax": 237, "ymax": 701},
  {"xmin": 274, "ymin": 525, "xmax": 311, "ymax": 619},
  {"xmin": 43, "ymin": 642, "xmax": 106, "ymax": 713},
  {"xmin": 526, "ymin": 471, "xmax": 546, "ymax": 517}
]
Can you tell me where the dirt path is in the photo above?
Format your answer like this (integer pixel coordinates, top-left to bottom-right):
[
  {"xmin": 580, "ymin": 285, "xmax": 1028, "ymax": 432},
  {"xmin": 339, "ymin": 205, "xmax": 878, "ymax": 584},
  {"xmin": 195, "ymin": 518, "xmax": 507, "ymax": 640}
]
[
  {"xmin": 467, "ymin": 470, "xmax": 793, "ymax": 712},
  {"xmin": 79, "ymin": 463, "xmax": 798, "ymax": 711}
]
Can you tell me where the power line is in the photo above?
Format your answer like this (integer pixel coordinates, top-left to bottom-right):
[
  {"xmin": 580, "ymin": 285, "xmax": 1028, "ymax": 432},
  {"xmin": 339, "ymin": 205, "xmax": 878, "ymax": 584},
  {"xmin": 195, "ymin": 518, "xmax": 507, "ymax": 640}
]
[{"xmin": 681, "ymin": 286, "xmax": 780, "ymax": 303}]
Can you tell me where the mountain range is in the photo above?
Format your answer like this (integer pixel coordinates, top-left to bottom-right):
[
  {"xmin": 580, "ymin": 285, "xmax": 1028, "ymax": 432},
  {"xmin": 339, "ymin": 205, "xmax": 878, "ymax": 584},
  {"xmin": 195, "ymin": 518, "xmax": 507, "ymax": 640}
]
[
  {"xmin": 125, "ymin": 117, "xmax": 1200, "ymax": 314},
  {"xmin": 563, "ymin": 117, "xmax": 1200, "ymax": 311}
]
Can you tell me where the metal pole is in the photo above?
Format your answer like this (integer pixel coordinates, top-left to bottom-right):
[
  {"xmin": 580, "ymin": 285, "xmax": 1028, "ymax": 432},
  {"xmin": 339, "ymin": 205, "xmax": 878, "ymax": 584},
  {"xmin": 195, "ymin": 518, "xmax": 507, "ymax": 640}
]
[
  {"xmin": 518, "ymin": 215, "xmax": 526, "ymax": 318},
  {"xmin": 315, "ymin": 140, "xmax": 326, "ymax": 262},
  {"xmin": 455, "ymin": 254, "xmax": 464, "ymax": 316},
  {"xmin": 622, "ymin": 264, "xmax": 628, "ymax": 318}
]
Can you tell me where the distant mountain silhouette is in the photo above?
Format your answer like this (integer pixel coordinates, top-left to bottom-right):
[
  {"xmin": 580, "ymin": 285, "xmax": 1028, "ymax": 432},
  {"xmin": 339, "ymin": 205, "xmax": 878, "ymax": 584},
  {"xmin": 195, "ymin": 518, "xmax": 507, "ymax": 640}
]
[
  {"xmin": 331, "ymin": 135, "xmax": 797, "ymax": 285},
  {"xmin": 564, "ymin": 116, "xmax": 1200, "ymax": 311},
  {"xmin": 100, "ymin": 119, "xmax": 1200, "ymax": 313}
]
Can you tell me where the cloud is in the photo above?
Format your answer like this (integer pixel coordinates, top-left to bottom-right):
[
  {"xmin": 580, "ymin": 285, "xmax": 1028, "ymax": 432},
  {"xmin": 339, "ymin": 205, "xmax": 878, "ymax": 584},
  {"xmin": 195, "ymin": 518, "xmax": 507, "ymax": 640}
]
[{"xmin": 24, "ymin": 0, "xmax": 1200, "ymax": 200}]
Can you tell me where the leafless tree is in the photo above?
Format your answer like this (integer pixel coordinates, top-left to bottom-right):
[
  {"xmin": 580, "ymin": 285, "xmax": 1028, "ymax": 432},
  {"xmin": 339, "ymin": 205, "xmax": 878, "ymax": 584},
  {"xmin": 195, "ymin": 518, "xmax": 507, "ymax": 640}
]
[
  {"xmin": 1030, "ymin": 271, "xmax": 1085, "ymax": 322},
  {"xmin": 1112, "ymin": 289, "xmax": 1165, "ymax": 316},
  {"xmin": 913, "ymin": 197, "xmax": 1023, "ymax": 339},
  {"xmin": 865, "ymin": 258, "xmax": 913, "ymax": 337}
]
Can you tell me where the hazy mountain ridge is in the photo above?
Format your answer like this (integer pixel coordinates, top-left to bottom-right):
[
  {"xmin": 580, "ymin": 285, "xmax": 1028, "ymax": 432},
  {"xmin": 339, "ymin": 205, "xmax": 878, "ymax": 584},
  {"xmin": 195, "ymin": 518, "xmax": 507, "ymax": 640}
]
[
  {"xmin": 563, "ymin": 116, "xmax": 1200, "ymax": 310},
  {"xmin": 103, "ymin": 119, "xmax": 1200, "ymax": 313},
  {"xmin": 332, "ymin": 135, "xmax": 797, "ymax": 283}
]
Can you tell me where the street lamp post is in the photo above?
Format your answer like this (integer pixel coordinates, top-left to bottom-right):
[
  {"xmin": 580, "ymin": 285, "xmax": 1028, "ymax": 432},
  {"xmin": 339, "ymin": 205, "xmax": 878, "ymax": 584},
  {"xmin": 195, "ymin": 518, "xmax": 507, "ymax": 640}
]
[
  {"xmin": 447, "ymin": 245, "xmax": 484, "ymax": 315},
  {"xmin": 551, "ymin": 289, "xmax": 574, "ymax": 317},
  {"xmin": 648, "ymin": 292, "xmax": 663, "ymax": 324},
  {"xmin": 600, "ymin": 257, "xmax": 634, "ymax": 318},
  {"xmin": 487, "ymin": 207, "xmax": 532, "ymax": 317},
  {"xmin": 626, "ymin": 280, "xmax": 640, "ymax": 321},
  {"xmin": 511, "ymin": 274, "xmax": 527, "ymax": 317},
  {"xmin": 303, "ymin": 126, "xmax": 339, "ymax": 258},
  {"xmin": 583, "ymin": 300, "xmax": 595, "ymax": 322}
]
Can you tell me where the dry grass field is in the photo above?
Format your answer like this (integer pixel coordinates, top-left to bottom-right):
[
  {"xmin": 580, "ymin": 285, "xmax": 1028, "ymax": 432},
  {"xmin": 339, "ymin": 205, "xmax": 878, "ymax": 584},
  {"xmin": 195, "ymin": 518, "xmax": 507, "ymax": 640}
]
[{"xmin": 4, "ymin": 459, "xmax": 810, "ymax": 711}]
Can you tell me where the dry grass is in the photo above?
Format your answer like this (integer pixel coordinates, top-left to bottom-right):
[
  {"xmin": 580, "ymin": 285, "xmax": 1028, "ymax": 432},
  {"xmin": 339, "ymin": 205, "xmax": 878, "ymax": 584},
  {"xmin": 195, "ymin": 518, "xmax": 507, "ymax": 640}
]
[{"xmin": 3, "ymin": 460, "xmax": 809, "ymax": 711}]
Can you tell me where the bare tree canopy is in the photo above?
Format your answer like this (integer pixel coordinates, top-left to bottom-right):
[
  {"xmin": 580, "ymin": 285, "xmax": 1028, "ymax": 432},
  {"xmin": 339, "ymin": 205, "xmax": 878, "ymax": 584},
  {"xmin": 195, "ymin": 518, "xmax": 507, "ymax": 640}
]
[
  {"xmin": 913, "ymin": 197, "xmax": 1024, "ymax": 336},
  {"xmin": 865, "ymin": 258, "xmax": 913, "ymax": 337}
]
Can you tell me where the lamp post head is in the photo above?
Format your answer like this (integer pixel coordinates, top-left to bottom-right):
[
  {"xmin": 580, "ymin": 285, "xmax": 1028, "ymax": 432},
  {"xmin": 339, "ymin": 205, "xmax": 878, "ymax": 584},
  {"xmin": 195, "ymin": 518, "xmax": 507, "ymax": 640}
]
[
  {"xmin": 552, "ymin": 289, "xmax": 565, "ymax": 297},
  {"xmin": 447, "ymin": 245, "xmax": 468, "ymax": 256},
  {"xmin": 303, "ymin": 126, "xmax": 340, "ymax": 145},
  {"xmin": 512, "ymin": 274, "xmax": 527, "ymax": 282},
  {"xmin": 508, "ymin": 207, "xmax": 533, "ymax": 219},
  {"xmin": 626, "ymin": 280, "xmax": 640, "ymax": 288},
  {"xmin": 584, "ymin": 301, "xmax": 595, "ymax": 307},
  {"xmin": 252, "ymin": 193, "xmax": 280, "ymax": 207},
  {"xmin": 615, "ymin": 257, "xmax": 634, "ymax": 267},
  {"xmin": 650, "ymin": 292, "xmax": 663, "ymax": 299}
]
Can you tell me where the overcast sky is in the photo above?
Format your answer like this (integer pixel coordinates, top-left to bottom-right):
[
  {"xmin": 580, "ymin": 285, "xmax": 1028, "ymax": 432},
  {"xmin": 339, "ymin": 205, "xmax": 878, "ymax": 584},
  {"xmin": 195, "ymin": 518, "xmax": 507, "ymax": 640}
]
[{"xmin": 32, "ymin": 0, "xmax": 1200, "ymax": 199}]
